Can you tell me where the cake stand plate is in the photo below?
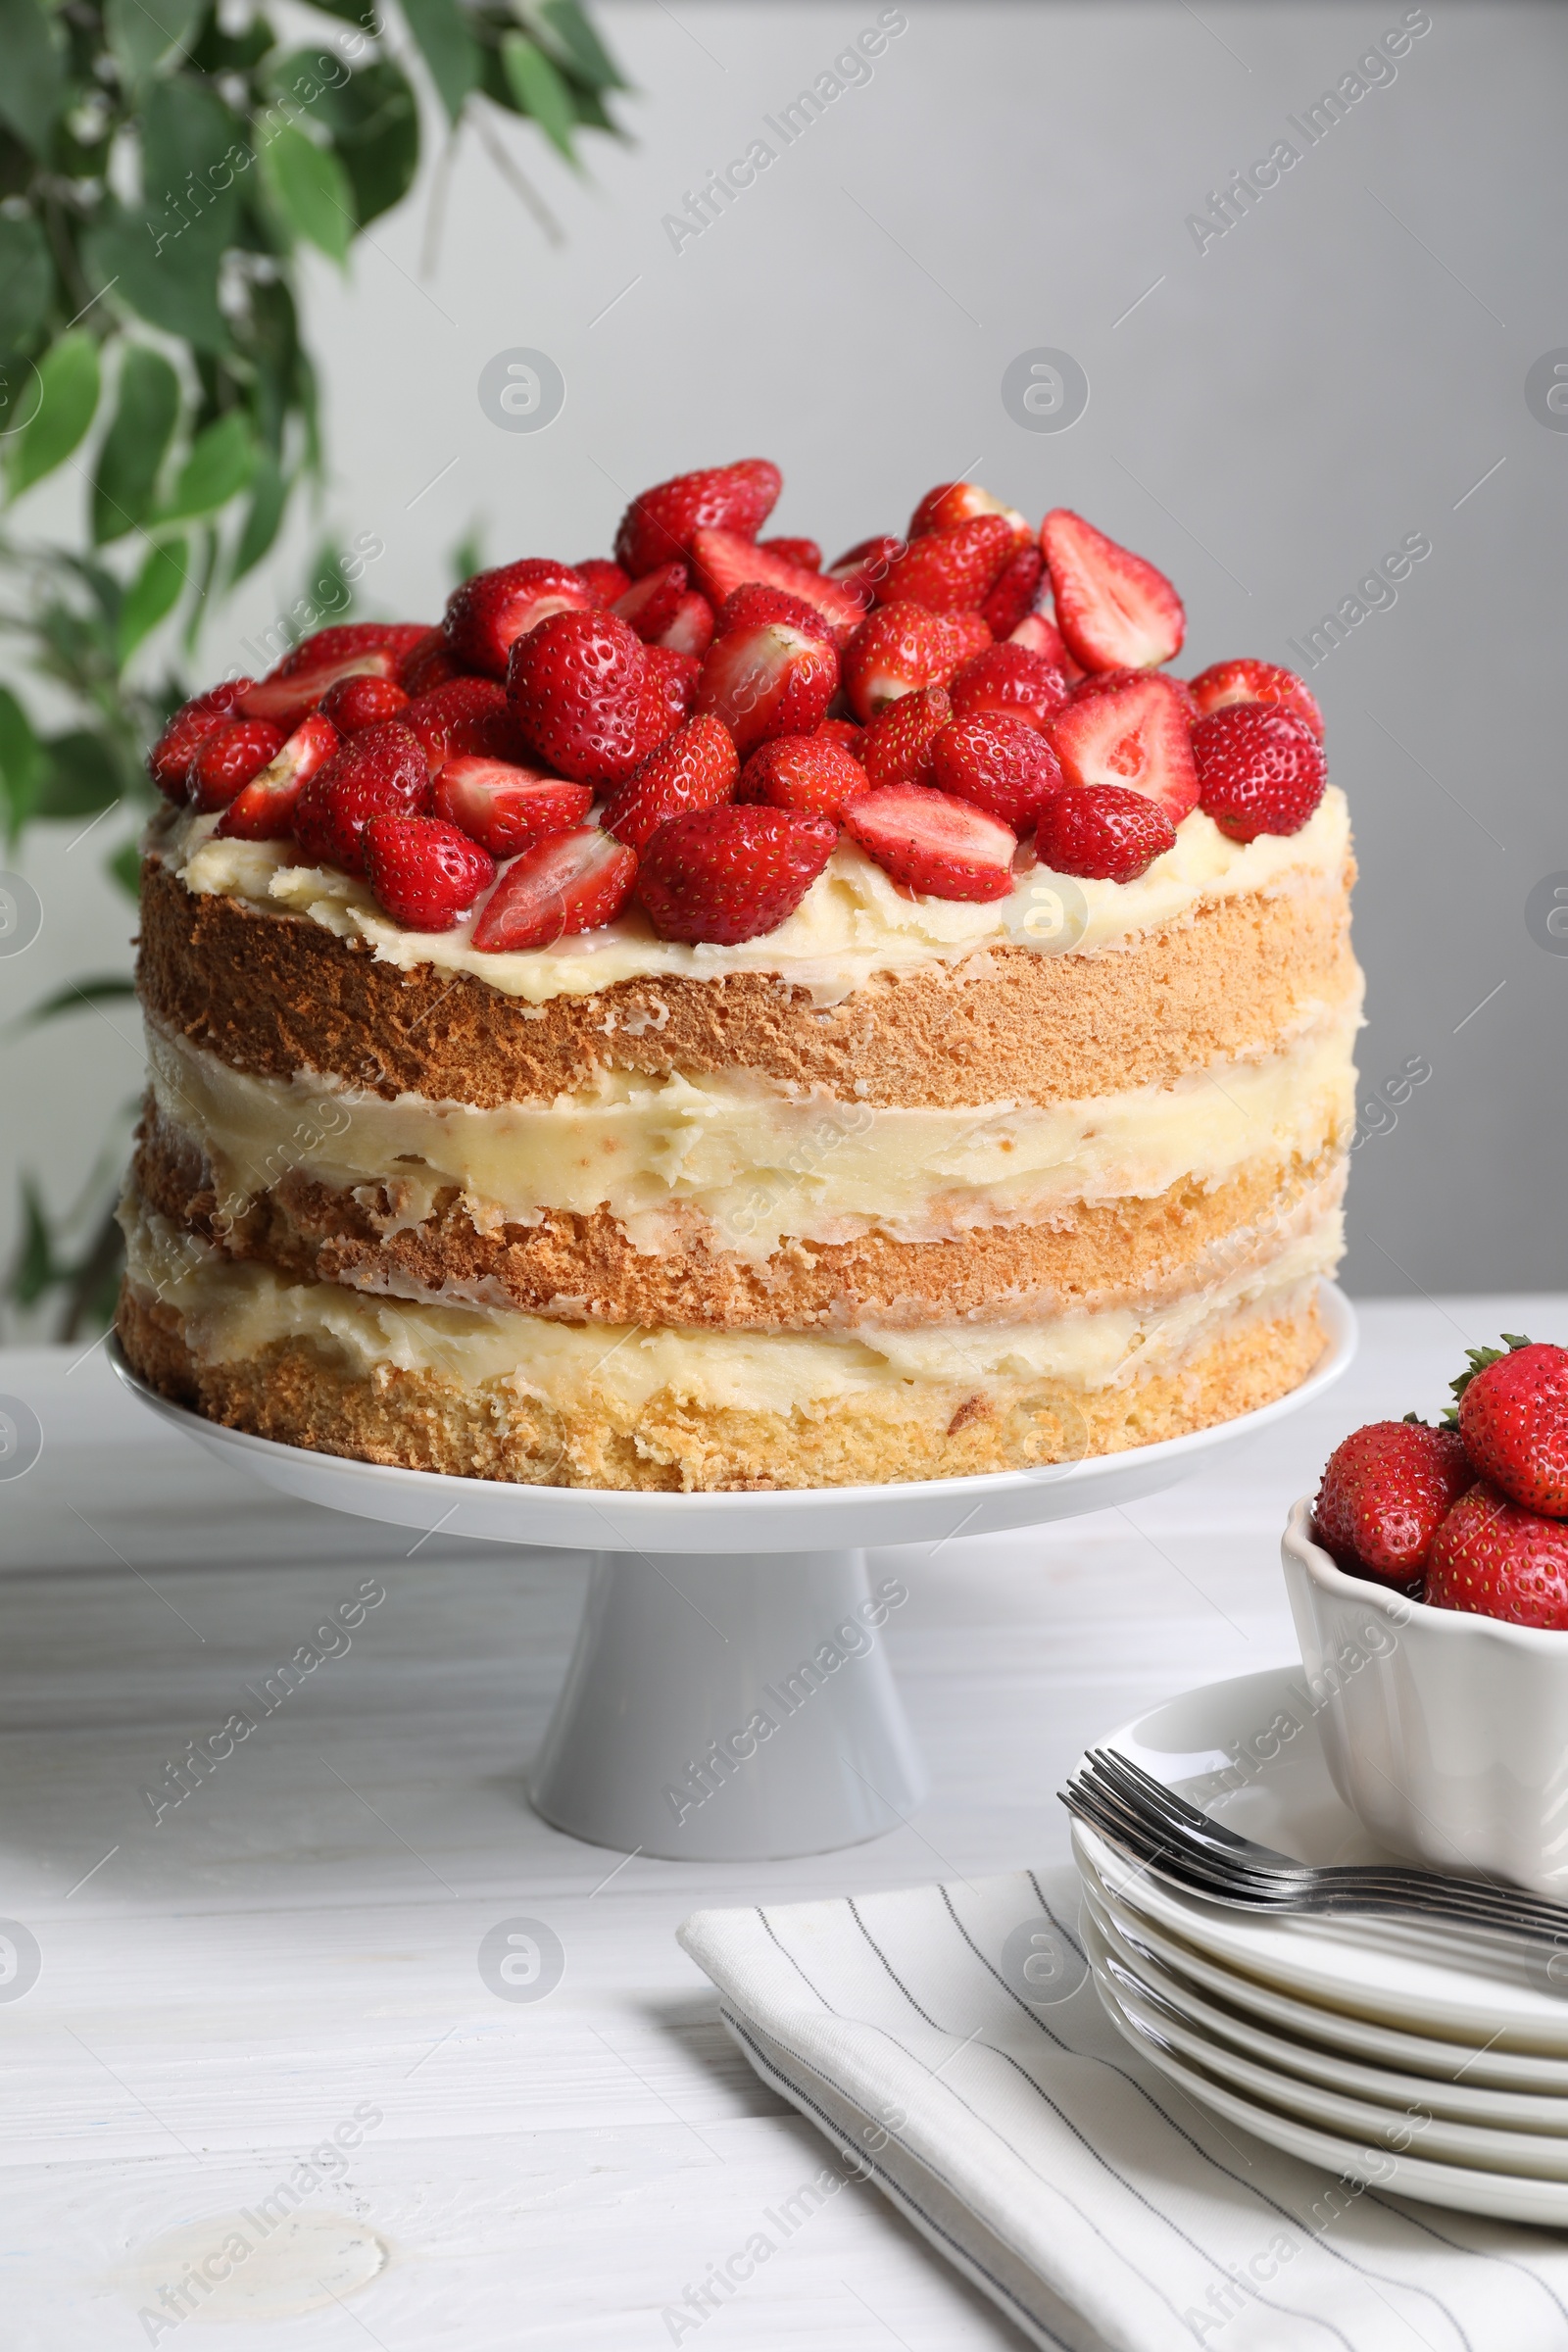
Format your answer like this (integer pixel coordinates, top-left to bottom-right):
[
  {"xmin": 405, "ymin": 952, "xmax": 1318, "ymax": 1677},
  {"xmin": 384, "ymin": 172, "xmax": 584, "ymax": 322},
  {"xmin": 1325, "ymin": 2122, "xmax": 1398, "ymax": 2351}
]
[{"xmin": 108, "ymin": 1286, "xmax": 1354, "ymax": 1861}]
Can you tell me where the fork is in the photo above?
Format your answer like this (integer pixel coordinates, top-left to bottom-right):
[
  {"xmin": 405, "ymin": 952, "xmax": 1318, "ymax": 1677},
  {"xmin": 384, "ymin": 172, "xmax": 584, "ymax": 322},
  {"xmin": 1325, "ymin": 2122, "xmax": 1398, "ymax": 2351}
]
[{"xmin": 1061, "ymin": 1746, "xmax": 1568, "ymax": 1954}]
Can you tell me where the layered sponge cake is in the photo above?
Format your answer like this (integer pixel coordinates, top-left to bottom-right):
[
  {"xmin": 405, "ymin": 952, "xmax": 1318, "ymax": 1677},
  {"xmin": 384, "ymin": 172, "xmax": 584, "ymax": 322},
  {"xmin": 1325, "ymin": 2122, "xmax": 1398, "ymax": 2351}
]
[{"xmin": 118, "ymin": 466, "xmax": 1357, "ymax": 1491}]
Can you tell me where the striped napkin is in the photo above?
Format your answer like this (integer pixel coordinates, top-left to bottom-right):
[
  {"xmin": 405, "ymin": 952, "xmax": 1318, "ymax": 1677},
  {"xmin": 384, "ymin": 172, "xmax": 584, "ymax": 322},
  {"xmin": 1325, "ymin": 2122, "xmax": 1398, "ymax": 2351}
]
[{"xmin": 678, "ymin": 1864, "xmax": 1568, "ymax": 2352}]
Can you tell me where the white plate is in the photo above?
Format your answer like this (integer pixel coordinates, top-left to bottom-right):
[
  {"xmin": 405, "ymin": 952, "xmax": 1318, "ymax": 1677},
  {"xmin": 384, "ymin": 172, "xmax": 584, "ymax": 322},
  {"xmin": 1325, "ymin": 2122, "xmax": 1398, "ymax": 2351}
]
[
  {"xmin": 104, "ymin": 1285, "xmax": 1355, "ymax": 1555},
  {"xmin": 1093, "ymin": 1959, "xmax": 1568, "ymax": 2229},
  {"xmin": 1083, "ymin": 1910, "xmax": 1568, "ymax": 2177},
  {"xmin": 1072, "ymin": 1662, "xmax": 1568, "ymax": 2054},
  {"xmin": 1082, "ymin": 1892, "xmax": 1568, "ymax": 2123}
]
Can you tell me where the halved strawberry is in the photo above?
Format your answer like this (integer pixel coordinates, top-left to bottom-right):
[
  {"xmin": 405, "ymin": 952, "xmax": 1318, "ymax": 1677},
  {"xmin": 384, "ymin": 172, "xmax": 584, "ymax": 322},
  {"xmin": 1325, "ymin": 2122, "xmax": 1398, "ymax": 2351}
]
[
  {"xmin": 981, "ymin": 544, "xmax": 1046, "ymax": 640},
  {"xmin": 364, "ymin": 814, "xmax": 496, "ymax": 932},
  {"xmin": 470, "ymin": 826, "xmax": 638, "ymax": 953},
  {"xmin": 292, "ymin": 720, "xmax": 431, "ymax": 873},
  {"xmin": 636, "ymin": 807, "xmax": 837, "ymax": 945},
  {"xmin": 147, "ymin": 681, "xmax": 256, "ymax": 799},
  {"xmin": 217, "ymin": 713, "xmax": 340, "ymax": 841},
  {"xmin": 908, "ymin": 482, "xmax": 1032, "ymax": 546},
  {"xmin": 712, "ymin": 583, "xmax": 829, "ymax": 640},
  {"xmin": 696, "ymin": 618, "xmax": 838, "ymax": 758},
  {"xmin": 949, "ymin": 644, "xmax": 1069, "ymax": 733},
  {"xmin": 1040, "ymin": 511, "xmax": 1185, "ymax": 671},
  {"xmin": 576, "ymin": 558, "xmax": 631, "ymax": 608},
  {"xmin": 1007, "ymin": 611, "xmax": 1073, "ymax": 671},
  {"xmin": 612, "ymin": 561, "xmax": 689, "ymax": 642},
  {"xmin": 398, "ymin": 629, "xmax": 462, "ymax": 698},
  {"xmin": 1189, "ymin": 658, "xmax": 1324, "ymax": 741},
  {"xmin": 506, "ymin": 610, "xmax": 648, "ymax": 788},
  {"xmin": 737, "ymin": 730, "xmax": 869, "ymax": 818},
  {"xmin": 443, "ymin": 559, "xmax": 592, "ymax": 679},
  {"xmin": 615, "ymin": 460, "xmax": 782, "ymax": 578},
  {"xmin": 649, "ymin": 591, "xmax": 715, "ymax": 659},
  {"xmin": 862, "ymin": 686, "xmax": 952, "ymax": 792},
  {"xmin": 840, "ymin": 604, "xmax": 992, "ymax": 721},
  {"xmin": 185, "ymin": 718, "xmax": 285, "ymax": 811},
  {"xmin": 432, "ymin": 758, "xmax": 593, "ymax": 858},
  {"xmin": 240, "ymin": 648, "xmax": 398, "ymax": 730},
  {"xmin": 406, "ymin": 675, "xmax": 525, "ymax": 770},
  {"xmin": 845, "ymin": 786, "xmax": 1017, "ymax": 902},
  {"xmin": 275, "ymin": 622, "xmax": 429, "ymax": 678},
  {"xmin": 1035, "ymin": 783, "xmax": 1177, "ymax": 883},
  {"xmin": 688, "ymin": 528, "xmax": 863, "ymax": 643},
  {"xmin": 641, "ymin": 645, "xmax": 702, "ymax": 728},
  {"xmin": 1191, "ymin": 704, "xmax": 1326, "ymax": 842},
  {"xmin": 878, "ymin": 515, "xmax": 1015, "ymax": 612},
  {"xmin": 1048, "ymin": 674, "xmax": 1199, "ymax": 822},
  {"xmin": 319, "ymin": 674, "xmax": 411, "ymax": 732},
  {"xmin": 931, "ymin": 713, "xmax": 1063, "ymax": 833},
  {"xmin": 826, "ymin": 534, "xmax": 905, "ymax": 603},
  {"xmin": 601, "ymin": 714, "xmax": 740, "ymax": 852},
  {"xmin": 759, "ymin": 535, "xmax": 821, "ymax": 569}
]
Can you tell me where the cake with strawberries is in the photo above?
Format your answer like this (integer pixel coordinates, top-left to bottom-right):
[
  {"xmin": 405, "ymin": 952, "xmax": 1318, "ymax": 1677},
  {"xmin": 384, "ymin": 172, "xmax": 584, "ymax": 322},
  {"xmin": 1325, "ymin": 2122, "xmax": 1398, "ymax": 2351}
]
[{"xmin": 117, "ymin": 462, "xmax": 1358, "ymax": 1491}]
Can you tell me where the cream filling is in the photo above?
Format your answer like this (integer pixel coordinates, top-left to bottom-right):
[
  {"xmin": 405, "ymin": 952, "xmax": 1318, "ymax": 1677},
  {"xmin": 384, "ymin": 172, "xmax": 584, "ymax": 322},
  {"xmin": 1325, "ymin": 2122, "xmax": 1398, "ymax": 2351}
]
[
  {"xmin": 144, "ymin": 994, "xmax": 1359, "ymax": 1262},
  {"xmin": 122, "ymin": 1196, "xmax": 1342, "ymax": 1413},
  {"xmin": 154, "ymin": 787, "xmax": 1351, "ymax": 1009}
]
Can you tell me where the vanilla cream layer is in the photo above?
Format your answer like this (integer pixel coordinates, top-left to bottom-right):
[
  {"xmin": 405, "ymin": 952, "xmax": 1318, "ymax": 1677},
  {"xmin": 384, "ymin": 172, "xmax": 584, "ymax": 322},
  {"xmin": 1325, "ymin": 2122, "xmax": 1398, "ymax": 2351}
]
[
  {"xmin": 122, "ymin": 1196, "xmax": 1341, "ymax": 1412},
  {"xmin": 154, "ymin": 787, "xmax": 1350, "ymax": 1008},
  {"xmin": 146, "ymin": 991, "xmax": 1359, "ymax": 1261}
]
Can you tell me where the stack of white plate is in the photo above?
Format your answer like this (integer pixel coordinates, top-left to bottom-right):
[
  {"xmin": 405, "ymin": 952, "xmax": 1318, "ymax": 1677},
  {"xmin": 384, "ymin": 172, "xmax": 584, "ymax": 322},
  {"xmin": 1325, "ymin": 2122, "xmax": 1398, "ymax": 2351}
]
[{"xmin": 1072, "ymin": 1664, "xmax": 1568, "ymax": 2227}]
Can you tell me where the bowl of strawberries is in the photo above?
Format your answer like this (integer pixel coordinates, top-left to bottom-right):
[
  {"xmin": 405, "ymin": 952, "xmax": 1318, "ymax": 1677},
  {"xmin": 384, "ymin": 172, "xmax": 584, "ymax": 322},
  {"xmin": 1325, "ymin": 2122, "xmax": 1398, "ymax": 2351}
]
[{"xmin": 1283, "ymin": 1336, "xmax": 1568, "ymax": 1896}]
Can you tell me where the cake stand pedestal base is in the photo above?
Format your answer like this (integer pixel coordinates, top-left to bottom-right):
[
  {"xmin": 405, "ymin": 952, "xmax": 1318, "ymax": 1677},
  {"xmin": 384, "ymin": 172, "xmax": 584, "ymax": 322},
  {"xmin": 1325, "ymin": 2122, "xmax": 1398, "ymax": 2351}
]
[{"xmin": 528, "ymin": 1547, "xmax": 926, "ymax": 1861}]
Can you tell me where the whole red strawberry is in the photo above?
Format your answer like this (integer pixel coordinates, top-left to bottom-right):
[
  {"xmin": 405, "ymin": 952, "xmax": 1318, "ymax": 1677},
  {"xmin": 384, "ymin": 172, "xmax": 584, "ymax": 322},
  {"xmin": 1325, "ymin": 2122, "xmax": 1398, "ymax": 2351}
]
[
  {"xmin": 185, "ymin": 718, "xmax": 284, "ymax": 811},
  {"xmin": 1035, "ymin": 784, "xmax": 1176, "ymax": 883},
  {"xmin": 1425, "ymin": 1483, "xmax": 1568, "ymax": 1629},
  {"xmin": 443, "ymin": 559, "xmax": 591, "ymax": 677},
  {"xmin": 1454, "ymin": 1341, "xmax": 1568, "ymax": 1517},
  {"xmin": 841, "ymin": 604, "xmax": 992, "ymax": 721},
  {"xmin": 507, "ymin": 609, "xmax": 648, "ymax": 788},
  {"xmin": 1189, "ymin": 658, "xmax": 1323, "ymax": 741},
  {"xmin": 1313, "ymin": 1421, "xmax": 1474, "ymax": 1588},
  {"xmin": 319, "ymin": 674, "xmax": 412, "ymax": 732},
  {"xmin": 398, "ymin": 629, "xmax": 462, "ymax": 698},
  {"xmin": 601, "ymin": 714, "xmax": 740, "ymax": 852},
  {"xmin": 1192, "ymin": 704, "xmax": 1326, "ymax": 843},
  {"xmin": 406, "ymin": 675, "xmax": 525, "ymax": 770},
  {"xmin": 879, "ymin": 515, "xmax": 1016, "ymax": 612},
  {"xmin": 615, "ymin": 460, "xmax": 781, "ymax": 577},
  {"xmin": 862, "ymin": 687, "xmax": 952, "ymax": 792},
  {"xmin": 737, "ymin": 730, "xmax": 868, "ymax": 818},
  {"xmin": 292, "ymin": 721, "xmax": 430, "ymax": 873},
  {"xmin": 949, "ymin": 643, "xmax": 1069, "ymax": 733},
  {"xmin": 636, "ymin": 807, "xmax": 837, "ymax": 945},
  {"xmin": 931, "ymin": 712, "xmax": 1063, "ymax": 833},
  {"xmin": 147, "ymin": 680, "xmax": 254, "ymax": 799},
  {"xmin": 364, "ymin": 815, "xmax": 495, "ymax": 931},
  {"xmin": 641, "ymin": 645, "xmax": 702, "ymax": 728}
]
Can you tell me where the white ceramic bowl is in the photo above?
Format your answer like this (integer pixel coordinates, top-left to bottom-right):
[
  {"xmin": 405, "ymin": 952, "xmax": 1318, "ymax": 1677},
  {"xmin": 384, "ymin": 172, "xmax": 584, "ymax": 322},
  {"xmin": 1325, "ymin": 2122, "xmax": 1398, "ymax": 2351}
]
[{"xmin": 1281, "ymin": 1496, "xmax": 1568, "ymax": 1896}]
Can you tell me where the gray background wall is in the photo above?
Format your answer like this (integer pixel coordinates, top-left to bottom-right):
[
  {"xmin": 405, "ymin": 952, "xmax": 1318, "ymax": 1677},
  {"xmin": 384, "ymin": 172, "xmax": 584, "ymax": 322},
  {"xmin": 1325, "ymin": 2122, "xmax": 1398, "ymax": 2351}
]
[{"xmin": 2, "ymin": 0, "xmax": 1564, "ymax": 1322}]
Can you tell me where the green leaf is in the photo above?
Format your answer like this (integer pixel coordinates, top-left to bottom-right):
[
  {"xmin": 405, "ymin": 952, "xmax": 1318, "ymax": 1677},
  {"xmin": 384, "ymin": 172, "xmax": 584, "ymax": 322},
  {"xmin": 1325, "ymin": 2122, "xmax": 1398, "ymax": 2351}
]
[
  {"xmin": 523, "ymin": 0, "xmax": 628, "ymax": 90},
  {"xmin": 20, "ymin": 974, "xmax": 139, "ymax": 1025},
  {"xmin": 448, "ymin": 522, "xmax": 483, "ymax": 584},
  {"xmin": 34, "ymin": 729, "xmax": 124, "ymax": 819},
  {"xmin": 92, "ymin": 346, "xmax": 182, "ymax": 544},
  {"xmin": 117, "ymin": 536, "xmax": 188, "ymax": 663},
  {"xmin": 160, "ymin": 412, "xmax": 255, "ymax": 521},
  {"xmin": 10, "ymin": 1179, "xmax": 55, "ymax": 1308},
  {"xmin": 106, "ymin": 0, "xmax": 206, "ymax": 84},
  {"xmin": 500, "ymin": 34, "xmax": 580, "ymax": 163},
  {"xmin": 259, "ymin": 123, "xmax": 355, "ymax": 261},
  {"xmin": 296, "ymin": 0, "xmax": 379, "ymax": 25},
  {"xmin": 229, "ymin": 448, "xmax": 288, "ymax": 582},
  {"xmin": 311, "ymin": 57, "xmax": 419, "ymax": 226},
  {"xmin": 0, "ymin": 684, "xmax": 42, "ymax": 838},
  {"xmin": 400, "ymin": 0, "xmax": 479, "ymax": 122},
  {"xmin": 109, "ymin": 839, "xmax": 142, "ymax": 899},
  {"xmin": 0, "ymin": 0, "xmax": 64, "ymax": 157},
  {"xmin": 4, "ymin": 331, "xmax": 100, "ymax": 500},
  {"xmin": 81, "ymin": 199, "xmax": 230, "ymax": 354},
  {"xmin": 190, "ymin": 9, "xmax": 275, "ymax": 71},
  {"xmin": 139, "ymin": 76, "xmax": 244, "ymax": 220},
  {"xmin": 1442, "ymin": 1334, "xmax": 1537, "ymax": 1427},
  {"xmin": 0, "ymin": 213, "xmax": 50, "ymax": 352}
]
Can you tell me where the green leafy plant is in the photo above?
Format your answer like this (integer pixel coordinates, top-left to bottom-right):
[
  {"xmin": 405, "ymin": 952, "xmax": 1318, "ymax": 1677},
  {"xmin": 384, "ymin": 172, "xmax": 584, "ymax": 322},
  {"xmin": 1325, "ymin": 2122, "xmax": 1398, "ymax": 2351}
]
[{"xmin": 0, "ymin": 0, "xmax": 627, "ymax": 1335}]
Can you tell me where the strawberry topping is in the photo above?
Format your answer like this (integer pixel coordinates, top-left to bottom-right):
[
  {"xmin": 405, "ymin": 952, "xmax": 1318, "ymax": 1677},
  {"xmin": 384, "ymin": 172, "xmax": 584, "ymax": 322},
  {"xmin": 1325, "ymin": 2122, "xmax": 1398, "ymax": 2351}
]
[
  {"xmin": 648, "ymin": 591, "xmax": 715, "ymax": 659},
  {"xmin": 364, "ymin": 814, "xmax": 496, "ymax": 932},
  {"xmin": 615, "ymin": 460, "xmax": 782, "ymax": 577},
  {"xmin": 397, "ymin": 629, "xmax": 462, "ymax": 698},
  {"xmin": 1191, "ymin": 704, "xmax": 1326, "ymax": 842},
  {"xmin": 431, "ymin": 759, "xmax": 593, "ymax": 858},
  {"xmin": 217, "ymin": 713, "xmax": 339, "ymax": 841},
  {"xmin": 696, "ymin": 614, "xmax": 838, "ymax": 757},
  {"xmin": 688, "ymin": 527, "xmax": 863, "ymax": 643},
  {"xmin": 845, "ymin": 785, "xmax": 1017, "ymax": 902},
  {"xmin": 1040, "ymin": 510, "xmax": 1185, "ymax": 671},
  {"xmin": 319, "ymin": 674, "xmax": 411, "ymax": 732},
  {"xmin": 949, "ymin": 643, "xmax": 1069, "ymax": 732},
  {"xmin": 841, "ymin": 603, "xmax": 992, "ymax": 722},
  {"xmin": 185, "ymin": 718, "xmax": 285, "ymax": 811},
  {"xmin": 1035, "ymin": 784, "xmax": 1177, "ymax": 883},
  {"xmin": 147, "ymin": 682, "xmax": 256, "ymax": 799},
  {"xmin": 862, "ymin": 686, "xmax": 952, "ymax": 792},
  {"xmin": 405, "ymin": 675, "xmax": 526, "ymax": 770},
  {"xmin": 470, "ymin": 826, "xmax": 638, "ymax": 953},
  {"xmin": 602, "ymin": 714, "xmax": 741, "ymax": 851},
  {"xmin": 878, "ymin": 515, "xmax": 1016, "ymax": 612},
  {"xmin": 737, "ymin": 730, "xmax": 869, "ymax": 819},
  {"xmin": 1048, "ymin": 673, "xmax": 1199, "ymax": 822},
  {"xmin": 931, "ymin": 712, "xmax": 1064, "ymax": 833},
  {"xmin": 576, "ymin": 559, "xmax": 632, "ymax": 608},
  {"xmin": 612, "ymin": 561, "xmax": 690, "ymax": 642},
  {"xmin": 506, "ymin": 609, "xmax": 649, "ymax": 788},
  {"xmin": 443, "ymin": 559, "xmax": 592, "ymax": 678},
  {"xmin": 275, "ymin": 622, "xmax": 429, "ymax": 677},
  {"xmin": 759, "ymin": 536, "xmax": 821, "ymax": 570},
  {"xmin": 239, "ymin": 648, "xmax": 397, "ymax": 730},
  {"xmin": 981, "ymin": 544, "xmax": 1046, "ymax": 640},
  {"xmin": 636, "ymin": 807, "xmax": 837, "ymax": 945},
  {"xmin": 1189, "ymin": 658, "xmax": 1323, "ymax": 741},
  {"xmin": 292, "ymin": 720, "xmax": 430, "ymax": 874}
]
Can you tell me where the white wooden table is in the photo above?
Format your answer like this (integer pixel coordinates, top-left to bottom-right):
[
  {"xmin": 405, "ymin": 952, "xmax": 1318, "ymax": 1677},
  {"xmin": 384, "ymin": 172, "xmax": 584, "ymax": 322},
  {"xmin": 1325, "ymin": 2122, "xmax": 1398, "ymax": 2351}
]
[{"xmin": 1, "ymin": 1297, "xmax": 1551, "ymax": 2351}]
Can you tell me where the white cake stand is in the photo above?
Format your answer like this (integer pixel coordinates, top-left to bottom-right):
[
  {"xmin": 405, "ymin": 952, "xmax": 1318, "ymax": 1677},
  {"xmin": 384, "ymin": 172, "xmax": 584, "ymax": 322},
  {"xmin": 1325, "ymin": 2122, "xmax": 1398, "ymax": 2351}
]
[{"xmin": 108, "ymin": 1286, "xmax": 1354, "ymax": 1861}]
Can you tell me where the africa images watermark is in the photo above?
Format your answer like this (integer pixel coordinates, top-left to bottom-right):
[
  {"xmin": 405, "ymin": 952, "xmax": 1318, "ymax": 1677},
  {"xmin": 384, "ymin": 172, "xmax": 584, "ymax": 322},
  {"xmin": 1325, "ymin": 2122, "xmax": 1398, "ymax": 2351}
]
[
  {"xmin": 661, "ymin": 2144, "xmax": 889, "ymax": 2342},
  {"xmin": 662, "ymin": 8, "xmax": 908, "ymax": 253},
  {"xmin": 1284, "ymin": 528, "xmax": 1431, "ymax": 671},
  {"xmin": 1185, "ymin": 8, "xmax": 1432, "ymax": 257}
]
